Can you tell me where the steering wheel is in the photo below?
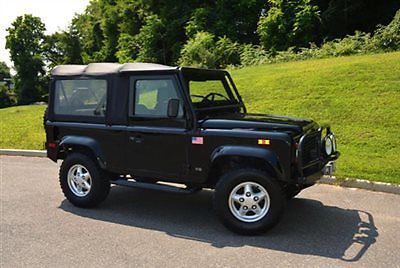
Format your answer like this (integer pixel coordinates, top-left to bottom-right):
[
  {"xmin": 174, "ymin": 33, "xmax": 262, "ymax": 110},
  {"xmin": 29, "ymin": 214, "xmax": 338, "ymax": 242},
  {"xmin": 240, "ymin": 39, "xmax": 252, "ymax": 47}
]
[{"xmin": 201, "ymin": 92, "xmax": 229, "ymax": 102}]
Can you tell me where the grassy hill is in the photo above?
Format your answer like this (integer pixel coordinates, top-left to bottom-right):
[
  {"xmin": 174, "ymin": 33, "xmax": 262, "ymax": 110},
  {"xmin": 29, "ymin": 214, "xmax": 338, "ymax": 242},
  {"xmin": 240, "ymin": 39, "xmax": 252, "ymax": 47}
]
[
  {"xmin": 1, "ymin": 52, "xmax": 399, "ymax": 183},
  {"xmin": 0, "ymin": 105, "xmax": 46, "ymax": 150},
  {"xmin": 232, "ymin": 52, "xmax": 400, "ymax": 184}
]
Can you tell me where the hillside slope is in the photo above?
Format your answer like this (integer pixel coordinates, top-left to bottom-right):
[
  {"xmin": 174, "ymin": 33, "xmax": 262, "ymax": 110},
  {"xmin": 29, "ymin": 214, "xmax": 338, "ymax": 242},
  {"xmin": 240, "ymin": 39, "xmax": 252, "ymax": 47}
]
[
  {"xmin": 231, "ymin": 52, "xmax": 400, "ymax": 183},
  {"xmin": 1, "ymin": 52, "xmax": 399, "ymax": 183}
]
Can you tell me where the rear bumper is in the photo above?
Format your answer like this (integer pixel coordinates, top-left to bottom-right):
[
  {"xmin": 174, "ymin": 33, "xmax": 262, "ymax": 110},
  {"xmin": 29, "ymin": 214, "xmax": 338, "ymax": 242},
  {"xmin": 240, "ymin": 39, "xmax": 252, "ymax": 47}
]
[{"xmin": 45, "ymin": 141, "xmax": 59, "ymax": 162}]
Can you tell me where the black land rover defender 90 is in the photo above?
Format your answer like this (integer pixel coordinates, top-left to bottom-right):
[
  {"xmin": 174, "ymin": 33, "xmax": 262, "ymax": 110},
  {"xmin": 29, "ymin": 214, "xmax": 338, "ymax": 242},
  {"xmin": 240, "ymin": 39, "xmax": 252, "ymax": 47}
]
[{"xmin": 45, "ymin": 63, "xmax": 339, "ymax": 234}]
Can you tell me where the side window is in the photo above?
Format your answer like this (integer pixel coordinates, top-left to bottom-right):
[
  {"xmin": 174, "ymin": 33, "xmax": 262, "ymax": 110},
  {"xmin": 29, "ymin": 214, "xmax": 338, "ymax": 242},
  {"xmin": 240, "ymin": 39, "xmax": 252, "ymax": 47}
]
[
  {"xmin": 54, "ymin": 79, "xmax": 107, "ymax": 117},
  {"xmin": 131, "ymin": 78, "xmax": 183, "ymax": 118}
]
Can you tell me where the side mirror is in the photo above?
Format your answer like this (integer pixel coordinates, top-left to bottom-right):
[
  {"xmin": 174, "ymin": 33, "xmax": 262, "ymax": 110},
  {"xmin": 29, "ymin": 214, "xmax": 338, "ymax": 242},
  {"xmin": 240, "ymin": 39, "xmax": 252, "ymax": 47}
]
[{"xmin": 167, "ymin": 98, "xmax": 180, "ymax": 118}]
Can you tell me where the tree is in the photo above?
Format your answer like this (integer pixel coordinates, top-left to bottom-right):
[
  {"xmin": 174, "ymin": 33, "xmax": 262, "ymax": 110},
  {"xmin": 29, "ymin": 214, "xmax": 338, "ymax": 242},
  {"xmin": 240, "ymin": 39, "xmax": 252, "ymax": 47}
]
[
  {"xmin": 6, "ymin": 14, "xmax": 46, "ymax": 104},
  {"xmin": 71, "ymin": 0, "xmax": 267, "ymax": 65},
  {"xmin": 44, "ymin": 24, "xmax": 83, "ymax": 68},
  {"xmin": 0, "ymin": 61, "xmax": 11, "ymax": 80},
  {"xmin": 0, "ymin": 61, "xmax": 13, "ymax": 108},
  {"xmin": 258, "ymin": 0, "xmax": 320, "ymax": 51},
  {"xmin": 313, "ymin": 0, "xmax": 400, "ymax": 41}
]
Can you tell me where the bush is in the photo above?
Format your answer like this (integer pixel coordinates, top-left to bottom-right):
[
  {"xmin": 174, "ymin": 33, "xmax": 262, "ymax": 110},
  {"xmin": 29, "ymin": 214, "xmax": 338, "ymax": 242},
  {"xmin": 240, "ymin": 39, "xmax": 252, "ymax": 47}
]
[
  {"xmin": 215, "ymin": 36, "xmax": 241, "ymax": 67},
  {"xmin": 179, "ymin": 32, "xmax": 240, "ymax": 68},
  {"xmin": 240, "ymin": 44, "xmax": 271, "ymax": 66},
  {"xmin": 0, "ymin": 83, "xmax": 16, "ymax": 108},
  {"xmin": 241, "ymin": 9, "xmax": 400, "ymax": 67},
  {"xmin": 371, "ymin": 9, "xmax": 400, "ymax": 51},
  {"xmin": 180, "ymin": 10, "xmax": 400, "ymax": 68},
  {"xmin": 179, "ymin": 31, "xmax": 217, "ymax": 68}
]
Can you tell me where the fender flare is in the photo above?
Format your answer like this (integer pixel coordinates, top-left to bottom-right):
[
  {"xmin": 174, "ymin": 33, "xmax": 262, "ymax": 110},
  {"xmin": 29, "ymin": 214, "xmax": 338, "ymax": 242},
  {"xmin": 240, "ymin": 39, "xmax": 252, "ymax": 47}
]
[
  {"xmin": 59, "ymin": 136, "xmax": 106, "ymax": 168},
  {"xmin": 210, "ymin": 145, "xmax": 284, "ymax": 180}
]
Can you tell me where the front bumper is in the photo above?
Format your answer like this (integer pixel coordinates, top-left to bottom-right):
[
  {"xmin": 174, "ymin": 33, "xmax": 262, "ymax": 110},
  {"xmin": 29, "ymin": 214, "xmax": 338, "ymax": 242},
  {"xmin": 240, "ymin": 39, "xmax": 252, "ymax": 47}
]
[
  {"xmin": 323, "ymin": 161, "xmax": 336, "ymax": 176},
  {"xmin": 297, "ymin": 126, "xmax": 340, "ymax": 184}
]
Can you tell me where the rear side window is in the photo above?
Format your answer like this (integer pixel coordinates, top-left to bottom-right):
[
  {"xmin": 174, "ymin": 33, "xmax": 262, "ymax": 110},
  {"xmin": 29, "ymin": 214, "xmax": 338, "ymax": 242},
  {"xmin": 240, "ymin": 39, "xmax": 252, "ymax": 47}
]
[{"xmin": 54, "ymin": 79, "xmax": 107, "ymax": 117}]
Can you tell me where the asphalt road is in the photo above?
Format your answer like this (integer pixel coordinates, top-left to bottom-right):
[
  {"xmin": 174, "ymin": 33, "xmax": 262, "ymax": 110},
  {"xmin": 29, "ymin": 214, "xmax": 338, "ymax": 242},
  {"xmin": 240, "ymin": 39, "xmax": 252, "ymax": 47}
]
[{"xmin": 1, "ymin": 156, "xmax": 399, "ymax": 267}]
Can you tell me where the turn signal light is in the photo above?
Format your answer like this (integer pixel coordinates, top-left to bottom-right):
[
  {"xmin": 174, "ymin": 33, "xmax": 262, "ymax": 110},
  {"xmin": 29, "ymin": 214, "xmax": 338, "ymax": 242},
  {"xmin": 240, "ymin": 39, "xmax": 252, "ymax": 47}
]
[{"xmin": 258, "ymin": 139, "xmax": 270, "ymax": 145}]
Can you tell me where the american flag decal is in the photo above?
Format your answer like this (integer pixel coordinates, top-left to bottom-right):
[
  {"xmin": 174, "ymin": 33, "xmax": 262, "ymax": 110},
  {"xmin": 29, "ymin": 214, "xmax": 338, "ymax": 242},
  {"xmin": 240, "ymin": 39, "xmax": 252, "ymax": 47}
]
[{"xmin": 192, "ymin": 137, "xmax": 204, "ymax": 145}]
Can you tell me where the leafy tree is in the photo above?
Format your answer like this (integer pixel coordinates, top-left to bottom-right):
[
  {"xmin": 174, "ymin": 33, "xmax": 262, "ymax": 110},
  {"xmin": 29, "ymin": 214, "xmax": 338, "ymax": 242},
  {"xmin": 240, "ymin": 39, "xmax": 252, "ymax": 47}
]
[
  {"xmin": 258, "ymin": 0, "xmax": 320, "ymax": 51},
  {"xmin": 116, "ymin": 33, "xmax": 137, "ymax": 63},
  {"xmin": 314, "ymin": 0, "xmax": 400, "ymax": 41},
  {"xmin": 0, "ymin": 84, "xmax": 14, "ymax": 108},
  {"xmin": 70, "ymin": 0, "xmax": 267, "ymax": 65},
  {"xmin": 6, "ymin": 15, "xmax": 46, "ymax": 104},
  {"xmin": 0, "ymin": 62, "xmax": 13, "ymax": 108},
  {"xmin": 0, "ymin": 62, "xmax": 11, "ymax": 80},
  {"xmin": 133, "ymin": 15, "xmax": 167, "ymax": 63},
  {"xmin": 44, "ymin": 24, "xmax": 83, "ymax": 68},
  {"xmin": 72, "ymin": 4, "xmax": 106, "ymax": 63},
  {"xmin": 185, "ymin": 8, "xmax": 214, "ymax": 39}
]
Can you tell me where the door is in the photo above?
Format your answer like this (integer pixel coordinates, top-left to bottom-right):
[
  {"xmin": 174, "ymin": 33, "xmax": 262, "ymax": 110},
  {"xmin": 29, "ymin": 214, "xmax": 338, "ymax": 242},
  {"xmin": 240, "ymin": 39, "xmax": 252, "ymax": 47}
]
[{"xmin": 126, "ymin": 75, "xmax": 189, "ymax": 180}]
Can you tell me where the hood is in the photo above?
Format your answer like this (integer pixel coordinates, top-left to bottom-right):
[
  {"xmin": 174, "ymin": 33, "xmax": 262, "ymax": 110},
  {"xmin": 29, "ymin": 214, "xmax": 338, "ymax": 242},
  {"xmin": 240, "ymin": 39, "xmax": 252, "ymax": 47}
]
[{"xmin": 199, "ymin": 113, "xmax": 319, "ymax": 135}]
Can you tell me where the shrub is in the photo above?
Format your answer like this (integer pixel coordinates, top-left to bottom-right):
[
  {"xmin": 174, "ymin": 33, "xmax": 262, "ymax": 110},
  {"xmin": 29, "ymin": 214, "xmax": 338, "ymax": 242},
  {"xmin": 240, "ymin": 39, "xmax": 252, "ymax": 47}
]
[
  {"xmin": 179, "ymin": 32, "xmax": 240, "ymax": 68},
  {"xmin": 240, "ymin": 44, "xmax": 271, "ymax": 66},
  {"xmin": 0, "ymin": 83, "xmax": 16, "ymax": 108},
  {"xmin": 179, "ymin": 31, "xmax": 217, "ymax": 68},
  {"xmin": 215, "ymin": 36, "xmax": 241, "ymax": 67},
  {"xmin": 371, "ymin": 9, "xmax": 400, "ymax": 51}
]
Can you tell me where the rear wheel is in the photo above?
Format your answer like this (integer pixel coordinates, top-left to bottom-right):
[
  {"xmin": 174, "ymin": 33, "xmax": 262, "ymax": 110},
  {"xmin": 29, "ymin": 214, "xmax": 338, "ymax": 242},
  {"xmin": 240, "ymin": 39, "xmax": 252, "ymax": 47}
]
[
  {"xmin": 60, "ymin": 153, "xmax": 110, "ymax": 207},
  {"xmin": 214, "ymin": 169, "xmax": 285, "ymax": 235}
]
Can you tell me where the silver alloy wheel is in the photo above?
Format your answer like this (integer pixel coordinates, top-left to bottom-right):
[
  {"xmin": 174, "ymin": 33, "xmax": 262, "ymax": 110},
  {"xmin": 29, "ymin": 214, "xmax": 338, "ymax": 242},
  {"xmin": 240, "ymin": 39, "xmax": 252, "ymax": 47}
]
[
  {"xmin": 228, "ymin": 181, "xmax": 270, "ymax": 223},
  {"xmin": 67, "ymin": 164, "xmax": 92, "ymax": 197}
]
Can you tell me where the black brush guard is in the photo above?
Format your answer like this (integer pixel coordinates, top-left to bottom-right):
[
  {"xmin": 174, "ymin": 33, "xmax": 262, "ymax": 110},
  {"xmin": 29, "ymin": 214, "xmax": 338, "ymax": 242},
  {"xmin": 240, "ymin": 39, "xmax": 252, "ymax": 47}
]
[{"xmin": 297, "ymin": 126, "xmax": 340, "ymax": 184}]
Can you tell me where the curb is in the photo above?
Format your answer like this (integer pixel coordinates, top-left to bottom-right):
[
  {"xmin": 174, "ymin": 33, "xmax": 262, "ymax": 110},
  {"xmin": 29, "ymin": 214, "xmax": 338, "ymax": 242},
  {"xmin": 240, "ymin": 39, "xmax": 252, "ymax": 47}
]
[
  {"xmin": 0, "ymin": 149, "xmax": 46, "ymax": 158},
  {"xmin": 1, "ymin": 149, "xmax": 399, "ymax": 195},
  {"xmin": 319, "ymin": 176, "xmax": 400, "ymax": 195}
]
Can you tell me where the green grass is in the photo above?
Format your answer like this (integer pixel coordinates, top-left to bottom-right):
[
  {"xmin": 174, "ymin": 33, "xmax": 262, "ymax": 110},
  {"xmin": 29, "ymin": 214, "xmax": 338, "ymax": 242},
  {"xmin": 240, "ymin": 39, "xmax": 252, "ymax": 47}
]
[
  {"xmin": 231, "ymin": 52, "xmax": 400, "ymax": 184},
  {"xmin": 0, "ymin": 105, "xmax": 46, "ymax": 150},
  {"xmin": 1, "ymin": 52, "xmax": 399, "ymax": 184}
]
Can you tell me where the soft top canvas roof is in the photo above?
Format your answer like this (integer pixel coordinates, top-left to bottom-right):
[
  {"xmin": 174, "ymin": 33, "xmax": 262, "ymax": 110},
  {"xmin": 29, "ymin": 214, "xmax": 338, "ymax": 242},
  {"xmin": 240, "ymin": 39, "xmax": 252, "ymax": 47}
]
[{"xmin": 51, "ymin": 62, "xmax": 178, "ymax": 76}]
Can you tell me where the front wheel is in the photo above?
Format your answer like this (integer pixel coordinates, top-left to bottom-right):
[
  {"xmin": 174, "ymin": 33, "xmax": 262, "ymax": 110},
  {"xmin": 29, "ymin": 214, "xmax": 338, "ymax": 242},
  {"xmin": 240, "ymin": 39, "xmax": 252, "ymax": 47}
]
[
  {"xmin": 59, "ymin": 153, "xmax": 110, "ymax": 208},
  {"xmin": 214, "ymin": 169, "xmax": 285, "ymax": 235}
]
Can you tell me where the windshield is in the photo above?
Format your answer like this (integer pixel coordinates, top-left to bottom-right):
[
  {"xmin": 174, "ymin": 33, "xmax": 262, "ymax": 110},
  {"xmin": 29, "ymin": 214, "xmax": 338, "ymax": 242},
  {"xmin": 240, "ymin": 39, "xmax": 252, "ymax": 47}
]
[{"xmin": 183, "ymin": 70, "xmax": 240, "ymax": 110}]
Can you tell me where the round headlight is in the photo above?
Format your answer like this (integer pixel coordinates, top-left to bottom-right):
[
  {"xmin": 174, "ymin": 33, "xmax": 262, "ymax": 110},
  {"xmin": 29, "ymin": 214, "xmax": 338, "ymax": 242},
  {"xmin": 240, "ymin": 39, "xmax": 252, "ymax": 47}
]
[
  {"xmin": 324, "ymin": 136, "xmax": 333, "ymax": 155},
  {"xmin": 331, "ymin": 134, "xmax": 337, "ymax": 152}
]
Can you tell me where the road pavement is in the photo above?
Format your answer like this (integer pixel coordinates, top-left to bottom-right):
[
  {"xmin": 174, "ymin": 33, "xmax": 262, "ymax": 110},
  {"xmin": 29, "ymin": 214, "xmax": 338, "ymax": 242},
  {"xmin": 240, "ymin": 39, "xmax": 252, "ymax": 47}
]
[{"xmin": 1, "ymin": 156, "xmax": 399, "ymax": 267}]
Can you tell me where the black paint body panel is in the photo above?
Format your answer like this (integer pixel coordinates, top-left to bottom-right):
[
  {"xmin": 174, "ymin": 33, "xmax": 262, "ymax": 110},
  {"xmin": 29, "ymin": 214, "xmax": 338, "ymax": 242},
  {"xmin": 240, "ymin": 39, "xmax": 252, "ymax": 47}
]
[{"xmin": 45, "ymin": 67, "xmax": 338, "ymax": 188}]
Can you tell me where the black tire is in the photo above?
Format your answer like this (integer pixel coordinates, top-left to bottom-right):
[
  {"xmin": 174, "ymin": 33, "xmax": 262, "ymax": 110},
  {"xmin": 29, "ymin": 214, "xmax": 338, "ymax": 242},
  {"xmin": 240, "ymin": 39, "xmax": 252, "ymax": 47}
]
[
  {"xmin": 214, "ymin": 168, "xmax": 285, "ymax": 235},
  {"xmin": 285, "ymin": 185, "xmax": 301, "ymax": 200},
  {"xmin": 59, "ymin": 153, "xmax": 110, "ymax": 208}
]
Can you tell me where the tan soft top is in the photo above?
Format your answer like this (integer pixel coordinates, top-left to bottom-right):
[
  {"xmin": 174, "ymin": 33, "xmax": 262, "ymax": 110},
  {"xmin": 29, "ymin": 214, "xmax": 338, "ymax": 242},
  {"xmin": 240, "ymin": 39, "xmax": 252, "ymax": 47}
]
[{"xmin": 51, "ymin": 62, "xmax": 178, "ymax": 76}]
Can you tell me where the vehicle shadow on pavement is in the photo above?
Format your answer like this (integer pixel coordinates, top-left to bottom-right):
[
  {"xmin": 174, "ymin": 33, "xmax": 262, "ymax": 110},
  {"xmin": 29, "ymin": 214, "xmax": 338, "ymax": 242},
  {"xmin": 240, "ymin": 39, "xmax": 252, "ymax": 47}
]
[{"xmin": 59, "ymin": 186, "xmax": 378, "ymax": 262}]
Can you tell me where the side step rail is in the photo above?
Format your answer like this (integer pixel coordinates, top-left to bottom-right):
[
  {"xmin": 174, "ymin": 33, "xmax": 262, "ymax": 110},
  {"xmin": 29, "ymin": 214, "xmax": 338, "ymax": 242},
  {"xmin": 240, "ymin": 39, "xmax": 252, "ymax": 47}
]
[{"xmin": 111, "ymin": 179, "xmax": 200, "ymax": 194}]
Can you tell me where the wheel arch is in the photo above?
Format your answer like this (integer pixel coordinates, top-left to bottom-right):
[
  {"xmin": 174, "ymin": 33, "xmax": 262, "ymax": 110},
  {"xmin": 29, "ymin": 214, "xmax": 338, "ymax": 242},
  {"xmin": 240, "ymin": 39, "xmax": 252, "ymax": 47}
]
[
  {"xmin": 58, "ymin": 136, "xmax": 106, "ymax": 169},
  {"xmin": 207, "ymin": 146, "xmax": 285, "ymax": 187}
]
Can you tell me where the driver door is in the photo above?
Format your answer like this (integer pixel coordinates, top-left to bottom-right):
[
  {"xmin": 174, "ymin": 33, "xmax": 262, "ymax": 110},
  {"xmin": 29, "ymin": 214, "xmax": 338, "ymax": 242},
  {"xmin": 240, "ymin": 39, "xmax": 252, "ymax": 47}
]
[{"xmin": 125, "ymin": 75, "xmax": 189, "ymax": 180}]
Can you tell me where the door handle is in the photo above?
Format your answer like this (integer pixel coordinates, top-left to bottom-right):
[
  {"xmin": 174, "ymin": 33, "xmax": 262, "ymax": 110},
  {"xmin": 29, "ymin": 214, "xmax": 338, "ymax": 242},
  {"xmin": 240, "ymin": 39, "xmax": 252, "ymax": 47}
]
[{"xmin": 129, "ymin": 135, "xmax": 143, "ymax": 143}]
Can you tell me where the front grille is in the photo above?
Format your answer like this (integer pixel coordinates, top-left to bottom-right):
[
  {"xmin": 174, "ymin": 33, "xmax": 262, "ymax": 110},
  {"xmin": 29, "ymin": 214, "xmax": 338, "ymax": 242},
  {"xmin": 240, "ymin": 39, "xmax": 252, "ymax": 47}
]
[{"xmin": 300, "ymin": 131, "xmax": 321, "ymax": 166}]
